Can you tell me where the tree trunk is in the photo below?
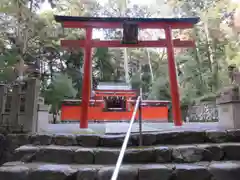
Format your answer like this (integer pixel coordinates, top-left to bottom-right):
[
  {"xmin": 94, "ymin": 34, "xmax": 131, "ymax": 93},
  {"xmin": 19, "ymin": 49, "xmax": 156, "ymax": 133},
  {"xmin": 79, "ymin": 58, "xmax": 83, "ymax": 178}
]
[
  {"xmin": 119, "ymin": 0, "xmax": 130, "ymax": 84},
  {"xmin": 212, "ymin": 38, "xmax": 219, "ymax": 91},
  {"xmin": 193, "ymin": 27, "xmax": 206, "ymax": 94},
  {"xmin": 147, "ymin": 49, "xmax": 154, "ymax": 82},
  {"xmin": 203, "ymin": 21, "xmax": 214, "ymax": 92},
  {"xmin": 204, "ymin": 21, "xmax": 214, "ymax": 72}
]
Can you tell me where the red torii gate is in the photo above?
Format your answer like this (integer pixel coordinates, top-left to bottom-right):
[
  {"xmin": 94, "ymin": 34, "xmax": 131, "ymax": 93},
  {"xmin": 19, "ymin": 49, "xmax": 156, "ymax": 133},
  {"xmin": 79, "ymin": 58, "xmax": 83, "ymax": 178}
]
[{"xmin": 54, "ymin": 15, "xmax": 200, "ymax": 128}]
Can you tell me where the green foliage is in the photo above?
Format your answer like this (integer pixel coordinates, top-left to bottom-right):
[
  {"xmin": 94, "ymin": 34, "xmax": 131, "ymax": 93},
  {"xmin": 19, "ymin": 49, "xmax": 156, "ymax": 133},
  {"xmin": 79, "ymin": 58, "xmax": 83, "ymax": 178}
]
[
  {"xmin": 0, "ymin": 50, "xmax": 19, "ymax": 83},
  {"xmin": 148, "ymin": 76, "xmax": 170, "ymax": 100},
  {"xmin": 158, "ymin": 0, "xmax": 240, "ymax": 106},
  {"xmin": 93, "ymin": 47, "xmax": 114, "ymax": 81},
  {"xmin": 44, "ymin": 73, "xmax": 77, "ymax": 113}
]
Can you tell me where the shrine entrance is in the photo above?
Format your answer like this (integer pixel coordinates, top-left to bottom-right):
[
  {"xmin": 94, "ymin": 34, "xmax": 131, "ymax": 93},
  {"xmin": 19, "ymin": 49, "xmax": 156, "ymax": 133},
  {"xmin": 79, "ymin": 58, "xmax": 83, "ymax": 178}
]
[{"xmin": 54, "ymin": 15, "xmax": 200, "ymax": 128}]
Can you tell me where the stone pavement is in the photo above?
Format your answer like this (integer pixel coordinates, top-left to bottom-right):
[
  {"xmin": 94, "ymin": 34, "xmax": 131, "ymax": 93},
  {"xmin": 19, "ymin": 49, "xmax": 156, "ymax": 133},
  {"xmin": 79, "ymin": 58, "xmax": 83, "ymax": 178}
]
[{"xmin": 44, "ymin": 122, "xmax": 220, "ymax": 134}]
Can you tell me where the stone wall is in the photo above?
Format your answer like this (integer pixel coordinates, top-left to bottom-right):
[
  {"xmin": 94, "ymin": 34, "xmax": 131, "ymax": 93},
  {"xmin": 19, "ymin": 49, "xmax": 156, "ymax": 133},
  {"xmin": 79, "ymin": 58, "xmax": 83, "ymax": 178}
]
[
  {"xmin": 186, "ymin": 102, "xmax": 218, "ymax": 122},
  {"xmin": 0, "ymin": 79, "xmax": 40, "ymax": 133},
  {"xmin": 0, "ymin": 133, "xmax": 30, "ymax": 165}
]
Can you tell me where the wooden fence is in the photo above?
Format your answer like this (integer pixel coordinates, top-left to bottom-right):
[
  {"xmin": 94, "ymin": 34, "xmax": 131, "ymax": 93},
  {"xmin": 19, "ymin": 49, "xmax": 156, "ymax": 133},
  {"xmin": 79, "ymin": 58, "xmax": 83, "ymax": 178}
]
[{"xmin": 0, "ymin": 78, "xmax": 40, "ymax": 133}]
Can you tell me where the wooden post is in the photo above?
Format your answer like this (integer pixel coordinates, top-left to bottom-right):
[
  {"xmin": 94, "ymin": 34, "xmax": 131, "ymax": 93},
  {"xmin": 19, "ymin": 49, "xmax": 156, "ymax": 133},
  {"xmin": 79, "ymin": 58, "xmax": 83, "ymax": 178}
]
[
  {"xmin": 165, "ymin": 26, "xmax": 182, "ymax": 126},
  {"xmin": 0, "ymin": 85, "xmax": 6, "ymax": 124},
  {"xmin": 81, "ymin": 27, "xmax": 93, "ymax": 128},
  {"xmin": 24, "ymin": 78, "xmax": 40, "ymax": 132}
]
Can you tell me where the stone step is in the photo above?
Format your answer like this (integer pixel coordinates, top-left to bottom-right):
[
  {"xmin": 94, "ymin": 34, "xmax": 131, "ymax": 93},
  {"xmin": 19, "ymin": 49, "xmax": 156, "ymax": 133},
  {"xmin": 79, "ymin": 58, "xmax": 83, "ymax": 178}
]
[
  {"xmin": 6, "ymin": 129, "xmax": 240, "ymax": 149},
  {"xmin": 1, "ymin": 161, "xmax": 240, "ymax": 180},
  {"xmin": 12, "ymin": 143, "xmax": 240, "ymax": 164}
]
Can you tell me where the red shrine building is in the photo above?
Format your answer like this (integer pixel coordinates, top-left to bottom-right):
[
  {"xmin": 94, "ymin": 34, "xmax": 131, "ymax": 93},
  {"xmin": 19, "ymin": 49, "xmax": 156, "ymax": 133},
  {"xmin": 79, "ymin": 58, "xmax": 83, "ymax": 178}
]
[{"xmin": 61, "ymin": 82, "xmax": 170, "ymax": 122}]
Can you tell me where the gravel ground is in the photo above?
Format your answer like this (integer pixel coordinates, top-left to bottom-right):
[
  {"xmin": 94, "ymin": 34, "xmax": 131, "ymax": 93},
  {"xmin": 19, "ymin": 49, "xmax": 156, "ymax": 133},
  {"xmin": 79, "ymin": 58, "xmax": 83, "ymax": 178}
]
[{"xmin": 44, "ymin": 122, "xmax": 220, "ymax": 134}]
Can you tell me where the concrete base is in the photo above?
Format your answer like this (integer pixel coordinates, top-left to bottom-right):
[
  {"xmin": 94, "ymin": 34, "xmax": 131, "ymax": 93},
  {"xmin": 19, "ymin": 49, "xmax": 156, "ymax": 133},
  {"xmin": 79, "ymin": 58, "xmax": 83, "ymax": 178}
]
[
  {"xmin": 37, "ymin": 104, "xmax": 50, "ymax": 133},
  {"xmin": 69, "ymin": 128, "xmax": 96, "ymax": 134},
  {"xmin": 44, "ymin": 124, "xmax": 99, "ymax": 134},
  {"xmin": 218, "ymin": 102, "xmax": 240, "ymax": 129}
]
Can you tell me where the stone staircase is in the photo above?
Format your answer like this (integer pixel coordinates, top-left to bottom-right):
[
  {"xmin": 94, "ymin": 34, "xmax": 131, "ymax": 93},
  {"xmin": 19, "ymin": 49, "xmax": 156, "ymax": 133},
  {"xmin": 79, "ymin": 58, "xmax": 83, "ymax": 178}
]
[{"xmin": 1, "ymin": 129, "xmax": 240, "ymax": 180}]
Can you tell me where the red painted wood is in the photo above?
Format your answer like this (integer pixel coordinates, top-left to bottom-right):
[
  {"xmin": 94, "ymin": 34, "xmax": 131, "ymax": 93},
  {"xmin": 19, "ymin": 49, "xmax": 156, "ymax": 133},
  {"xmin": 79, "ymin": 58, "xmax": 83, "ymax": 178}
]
[
  {"xmin": 61, "ymin": 105, "xmax": 169, "ymax": 121},
  {"xmin": 164, "ymin": 26, "xmax": 182, "ymax": 126},
  {"xmin": 63, "ymin": 21, "xmax": 194, "ymax": 29},
  {"xmin": 61, "ymin": 39, "xmax": 195, "ymax": 48},
  {"xmin": 80, "ymin": 27, "xmax": 93, "ymax": 128}
]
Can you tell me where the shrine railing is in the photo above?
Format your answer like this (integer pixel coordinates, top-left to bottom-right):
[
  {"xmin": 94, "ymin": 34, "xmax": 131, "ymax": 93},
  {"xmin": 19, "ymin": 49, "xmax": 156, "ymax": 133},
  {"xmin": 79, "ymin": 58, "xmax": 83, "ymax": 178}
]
[{"xmin": 111, "ymin": 96, "xmax": 142, "ymax": 180}]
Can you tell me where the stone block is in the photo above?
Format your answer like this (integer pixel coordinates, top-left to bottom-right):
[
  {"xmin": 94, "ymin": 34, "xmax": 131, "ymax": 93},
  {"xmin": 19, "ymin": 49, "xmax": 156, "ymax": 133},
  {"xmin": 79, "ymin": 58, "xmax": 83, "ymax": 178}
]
[
  {"xmin": 100, "ymin": 135, "xmax": 129, "ymax": 147},
  {"xmin": 94, "ymin": 149, "xmax": 119, "ymax": 164},
  {"xmin": 138, "ymin": 164, "xmax": 173, "ymax": 180},
  {"xmin": 205, "ymin": 130, "xmax": 229, "ymax": 143},
  {"xmin": 217, "ymin": 99, "xmax": 240, "ymax": 129},
  {"xmin": 73, "ymin": 148, "xmax": 95, "ymax": 164},
  {"xmin": 13, "ymin": 145, "xmax": 40, "ymax": 162},
  {"xmin": 226, "ymin": 129, "xmax": 240, "ymax": 142},
  {"xmin": 28, "ymin": 164, "xmax": 76, "ymax": 180},
  {"xmin": 76, "ymin": 168, "xmax": 99, "ymax": 180},
  {"xmin": 155, "ymin": 146, "xmax": 172, "ymax": 163},
  {"xmin": 124, "ymin": 148, "xmax": 155, "ymax": 163},
  {"xmin": 97, "ymin": 166, "xmax": 138, "ymax": 180},
  {"xmin": 6, "ymin": 134, "xmax": 30, "ymax": 151},
  {"xmin": 0, "ymin": 165, "xmax": 29, "ymax": 180},
  {"xmin": 155, "ymin": 131, "xmax": 206, "ymax": 145},
  {"xmin": 0, "ymin": 134, "xmax": 6, "ymax": 164},
  {"xmin": 29, "ymin": 134, "xmax": 53, "ymax": 145},
  {"xmin": 209, "ymin": 161, "xmax": 240, "ymax": 180},
  {"xmin": 221, "ymin": 143, "xmax": 240, "ymax": 160},
  {"xmin": 32, "ymin": 146, "xmax": 76, "ymax": 164},
  {"xmin": 173, "ymin": 164, "xmax": 212, "ymax": 180},
  {"xmin": 5, "ymin": 134, "xmax": 30, "ymax": 161},
  {"xmin": 52, "ymin": 134, "xmax": 77, "ymax": 146},
  {"xmin": 197, "ymin": 144, "xmax": 224, "ymax": 161},
  {"xmin": 172, "ymin": 145, "xmax": 205, "ymax": 163},
  {"xmin": 76, "ymin": 134, "xmax": 100, "ymax": 147},
  {"xmin": 131, "ymin": 133, "xmax": 156, "ymax": 146}
]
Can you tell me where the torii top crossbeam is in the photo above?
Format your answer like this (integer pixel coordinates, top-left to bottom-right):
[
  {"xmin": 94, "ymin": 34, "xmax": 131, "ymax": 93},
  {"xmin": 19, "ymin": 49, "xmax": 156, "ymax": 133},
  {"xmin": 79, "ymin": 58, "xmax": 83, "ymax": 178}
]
[
  {"xmin": 55, "ymin": 16, "xmax": 200, "ymax": 49},
  {"xmin": 55, "ymin": 15, "xmax": 199, "ymax": 29},
  {"xmin": 54, "ymin": 15, "xmax": 200, "ymax": 129}
]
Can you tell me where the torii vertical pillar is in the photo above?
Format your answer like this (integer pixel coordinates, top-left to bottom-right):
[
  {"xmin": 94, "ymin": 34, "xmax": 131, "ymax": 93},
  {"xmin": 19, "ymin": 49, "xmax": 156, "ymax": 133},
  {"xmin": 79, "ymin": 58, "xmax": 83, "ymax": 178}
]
[
  {"xmin": 81, "ymin": 27, "xmax": 93, "ymax": 128},
  {"xmin": 165, "ymin": 26, "xmax": 182, "ymax": 126}
]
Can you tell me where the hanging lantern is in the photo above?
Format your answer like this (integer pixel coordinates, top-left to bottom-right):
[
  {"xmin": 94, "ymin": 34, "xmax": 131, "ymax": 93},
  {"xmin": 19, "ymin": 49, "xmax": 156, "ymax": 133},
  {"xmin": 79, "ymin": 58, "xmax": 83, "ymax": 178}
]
[{"xmin": 122, "ymin": 21, "xmax": 139, "ymax": 44}]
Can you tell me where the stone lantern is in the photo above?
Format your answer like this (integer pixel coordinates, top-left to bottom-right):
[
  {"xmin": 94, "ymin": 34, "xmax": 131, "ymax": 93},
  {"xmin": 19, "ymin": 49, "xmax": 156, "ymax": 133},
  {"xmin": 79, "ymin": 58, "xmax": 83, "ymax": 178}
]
[{"xmin": 216, "ymin": 64, "xmax": 240, "ymax": 129}]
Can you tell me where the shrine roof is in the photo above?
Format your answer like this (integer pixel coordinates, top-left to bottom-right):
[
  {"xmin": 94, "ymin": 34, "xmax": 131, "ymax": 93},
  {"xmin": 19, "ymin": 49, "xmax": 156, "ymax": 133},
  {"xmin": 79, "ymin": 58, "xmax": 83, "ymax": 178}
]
[{"xmin": 54, "ymin": 15, "xmax": 200, "ymax": 25}]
